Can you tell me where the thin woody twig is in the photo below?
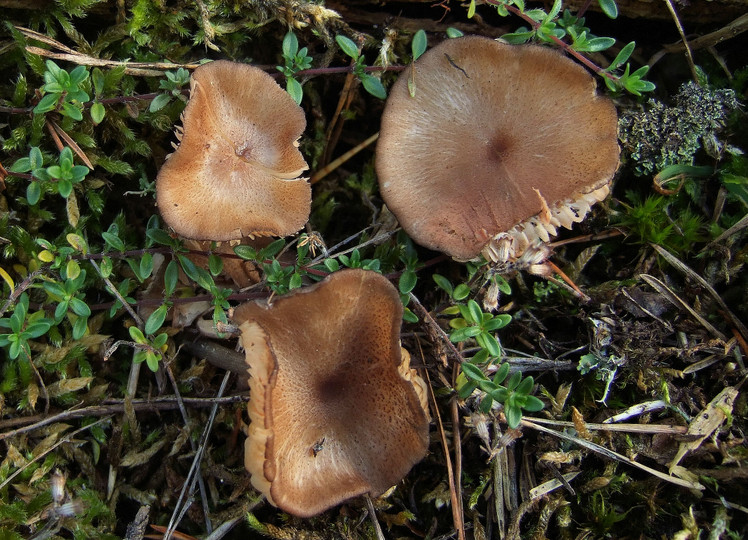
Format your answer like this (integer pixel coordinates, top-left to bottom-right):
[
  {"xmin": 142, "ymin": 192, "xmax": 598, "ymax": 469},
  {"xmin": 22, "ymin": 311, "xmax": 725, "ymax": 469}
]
[
  {"xmin": 450, "ymin": 391, "xmax": 466, "ymax": 540},
  {"xmin": 164, "ymin": 359, "xmax": 213, "ymax": 534},
  {"xmin": 164, "ymin": 372, "xmax": 231, "ymax": 539},
  {"xmin": 89, "ymin": 258, "xmax": 144, "ymax": 328},
  {"xmin": 0, "ymin": 395, "xmax": 249, "ymax": 438},
  {"xmin": 410, "ymin": 292, "xmax": 464, "ymax": 366},
  {"xmin": 422, "ymin": 364, "xmax": 466, "ymax": 540},
  {"xmin": 662, "ymin": 0, "xmax": 699, "ymax": 83}
]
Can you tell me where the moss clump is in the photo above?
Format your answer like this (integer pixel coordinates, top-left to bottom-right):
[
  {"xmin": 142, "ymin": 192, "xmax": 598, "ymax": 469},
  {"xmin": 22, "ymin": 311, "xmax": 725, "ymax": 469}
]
[{"xmin": 618, "ymin": 81, "xmax": 740, "ymax": 175}]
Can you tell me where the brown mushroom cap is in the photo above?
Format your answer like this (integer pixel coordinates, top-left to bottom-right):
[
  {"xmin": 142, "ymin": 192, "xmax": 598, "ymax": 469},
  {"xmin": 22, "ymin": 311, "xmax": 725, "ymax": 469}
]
[
  {"xmin": 376, "ymin": 36, "xmax": 620, "ymax": 262},
  {"xmin": 233, "ymin": 269, "xmax": 430, "ymax": 517},
  {"xmin": 156, "ymin": 60, "xmax": 310, "ymax": 241}
]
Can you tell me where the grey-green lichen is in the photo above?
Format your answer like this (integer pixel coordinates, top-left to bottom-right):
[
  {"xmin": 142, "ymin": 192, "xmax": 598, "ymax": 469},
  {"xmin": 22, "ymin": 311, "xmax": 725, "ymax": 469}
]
[{"xmin": 618, "ymin": 81, "xmax": 741, "ymax": 176}]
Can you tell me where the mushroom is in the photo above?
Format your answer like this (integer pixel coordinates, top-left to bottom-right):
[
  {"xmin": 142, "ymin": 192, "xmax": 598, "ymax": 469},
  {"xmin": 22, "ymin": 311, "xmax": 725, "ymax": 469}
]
[
  {"xmin": 233, "ymin": 269, "xmax": 430, "ymax": 517},
  {"xmin": 156, "ymin": 60, "xmax": 310, "ymax": 241},
  {"xmin": 376, "ymin": 36, "xmax": 620, "ymax": 262}
]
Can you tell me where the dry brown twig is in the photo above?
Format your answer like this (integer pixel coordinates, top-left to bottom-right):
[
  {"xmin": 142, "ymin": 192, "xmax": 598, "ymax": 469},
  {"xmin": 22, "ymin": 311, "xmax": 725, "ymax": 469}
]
[{"xmin": 419, "ymin": 342, "xmax": 466, "ymax": 540}]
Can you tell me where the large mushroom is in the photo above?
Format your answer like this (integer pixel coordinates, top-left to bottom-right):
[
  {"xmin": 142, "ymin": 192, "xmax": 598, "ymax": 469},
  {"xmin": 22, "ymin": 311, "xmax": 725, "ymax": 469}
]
[
  {"xmin": 156, "ymin": 60, "xmax": 310, "ymax": 241},
  {"xmin": 233, "ymin": 269, "xmax": 430, "ymax": 517},
  {"xmin": 376, "ymin": 36, "xmax": 620, "ymax": 262}
]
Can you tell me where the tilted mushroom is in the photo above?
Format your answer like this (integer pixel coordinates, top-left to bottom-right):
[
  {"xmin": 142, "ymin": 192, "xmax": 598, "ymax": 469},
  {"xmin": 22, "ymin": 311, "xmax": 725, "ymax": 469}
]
[
  {"xmin": 156, "ymin": 60, "xmax": 310, "ymax": 241},
  {"xmin": 376, "ymin": 36, "xmax": 620, "ymax": 263},
  {"xmin": 233, "ymin": 269, "xmax": 430, "ymax": 517}
]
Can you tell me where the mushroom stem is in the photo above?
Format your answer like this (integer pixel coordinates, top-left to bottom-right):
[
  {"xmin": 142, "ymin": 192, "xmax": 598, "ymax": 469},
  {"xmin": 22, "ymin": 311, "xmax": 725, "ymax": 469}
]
[{"xmin": 180, "ymin": 340, "xmax": 249, "ymax": 388}]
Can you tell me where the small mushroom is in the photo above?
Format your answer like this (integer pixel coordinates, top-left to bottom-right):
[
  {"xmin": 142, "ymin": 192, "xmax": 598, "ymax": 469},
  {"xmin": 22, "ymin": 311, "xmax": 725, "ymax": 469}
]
[
  {"xmin": 233, "ymin": 269, "xmax": 430, "ymax": 517},
  {"xmin": 156, "ymin": 60, "xmax": 310, "ymax": 241},
  {"xmin": 376, "ymin": 36, "xmax": 620, "ymax": 262}
]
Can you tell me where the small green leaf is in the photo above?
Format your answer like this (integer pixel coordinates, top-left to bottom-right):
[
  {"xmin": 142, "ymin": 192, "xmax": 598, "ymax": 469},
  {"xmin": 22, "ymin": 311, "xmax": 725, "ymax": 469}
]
[
  {"xmin": 399, "ymin": 269, "xmax": 417, "ymax": 295},
  {"xmin": 66, "ymin": 233, "xmax": 88, "ymax": 254},
  {"xmin": 489, "ymin": 386, "xmax": 509, "ymax": 402},
  {"xmin": 288, "ymin": 272, "xmax": 302, "ymax": 289},
  {"xmin": 233, "ymin": 245, "xmax": 258, "ymax": 261},
  {"xmin": 412, "ymin": 29, "xmax": 427, "ymax": 60},
  {"xmin": 27, "ymin": 181, "xmax": 41, "ymax": 205},
  {"xmin": 145, "ymin": 304, "xmax": 168, "ymax": 335},
  {"xmin": 516, "ymin": 375, "xmax": 534, "ymax": 395},
  {"xmin": 336, "ymin": 35, "xmax": 360, "ymax": 59},
  {"xmin": 100, "ymin": 256, "xmax": 113, "ymax": 278},
  {"xmin": 323, "ymin": 258, "xmax": 340, "ymax": 272},
  {"xmin": 152, "ymin": 332, "xmax": 168, "ymax": 349},
  {"xmin": 583, "ymin": 37, "xmax": 616, "ymax": 52},
  {"xmin": 361, "ymin": 74, "xmax": 387, "ymax": 99},
  {"xmin": 129, "ymin": 326, "xmax": 146, "ymax": 344},
  {"xmin": 432, "ymin": 274, "xmax": 453, "ymax": 295},
  {"xmin": 146, "ymin": 228, "xmax": 176, "ymax": 247},
  {"xmin": 149, "ymin": 93, "xmax": 172, "ymax": 112},
  {"xmin": 446, "ymin": 27, "xmax": 464, "ymax": 38},
  {"xmin": 34, "ymin": 93, "xmax": 60, "ymax": 114},
  {"xmin": 598, "ymin": 0, "xmax": 618, "ymax": 18},
  {"xmin": 102, "ymin": 231, "xmax": 126, "ymax": 251},
  {"xmin": 467, "ymin": 0, "xmax": 476, "ymax": 18},
  {"xmin": 90, "ymin": 102, "xmax": 105, "ymax": 124},
  {"xmin": 66, "ymin": 259, "xmax": 81, "ymax": 280},
  {"xmin": 92, "ymin": 67, "xmax": 105, "ymax": 95},
  {"xmin": 523, "ymin": 395, "xmax": 545, "ymax": 412},
  {"xmin": 501, "ymin": 31, "xmax": 534, "ymax": 44},
  {"xmin": 453, "ymin": 283, "xmax": 470, "ymax": 301},
  {"xmin": 481, "ymin": 333, "xmax": 501, "ymax": 357},
  {"xmin": 61, "ymin": 102, "xmax": 83, "ymax": 121},
  {"xmin": 208, "ymin": 254, "xmax": 223, "ymax": 276},
  {"xmin": 450, "ymin": 326, "xmax": 482, "ymax": 342},
  {"xmin": 69, "ymin": 297, "xmax": 91, "ymax": 317},
  {"xmin": 461, "ymin": 361, "xmax": 486, "ymax": 382},
  {"xmin": 139, "ymin": 253, "xmax": 154, "ymax": 280},
  {"xmin": 258, "ymin": 239, "xmax": 284, "ymax": 260},
  {"xmin": 467, "ymin": 300, "xmax": 482, "ymax": 325},
  {"xmin": 493, "ymin": 363, "xmax": 510, "ymax": 384},
  {"xmin": 607, "ymin": 41, "xmax": 634, "ymax": 71},
  {"xmin": 145, "ymin": 351, "xmax": 160, "ymax": 372},
  {"xmin": 484, "ymin": 313, "xmax": 511, "ymax": 331},
  {"xmin": 403, "ymin": 307, "xmax": 418, "ymax": 323},
  {"xmin": 286, "ymin": 76, "xmax": 303, "ymax": 105},
  {"xmin": 505, "ymin": 404, "xmax": 522, "ymax": 428},
  {"xmin": 506, "ymin": 371, "xmax": 522, "ymax": 391},
  {"xmin": 282, "ymin": 31, "xmax": 299, "ymax": 58},
  {"xmin": 72, "ymin": 315, "xmax": 88, "ymax": 340},
  {"xmin": 10, "ymin": 157, "xmax": 31, "ymax": 173},
  {"xmin": 164, "ymin": 260, "xmax": 178, "ymax": 296}
]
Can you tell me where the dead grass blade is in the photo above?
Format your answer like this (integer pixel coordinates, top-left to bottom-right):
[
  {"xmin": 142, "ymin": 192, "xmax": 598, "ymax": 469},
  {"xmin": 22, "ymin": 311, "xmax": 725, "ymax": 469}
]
[
  {"xmin": 640, "ymin": 273, "xmax": 727, "ymax": 341},
  {"xmin": 521, "ymin": 419, "xmax": 704, "ymax": 491},
  {"xmin": 17, "ymin": 26, "xmax": 201, "ymax": 76},
  {"xmin": 668, "ymin": 386, "xmax": 739, "ymax": 472},
  {"xmin": 651, "ymin": 243, "xmax": 747, "ymax": 341},
  {"xmin": 528, "ymin": 417, "xmax": 687, "ymax": 435},
  {"xmin": 528, "ymin": 471, "xmax": 581, "ymax": 500}
]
